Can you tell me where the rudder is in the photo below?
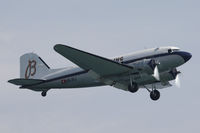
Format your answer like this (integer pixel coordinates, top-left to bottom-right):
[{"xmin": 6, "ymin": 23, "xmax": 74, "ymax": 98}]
[{"xmin": 20, "ymin": 53, "xmax": 50, "ymax": 79}]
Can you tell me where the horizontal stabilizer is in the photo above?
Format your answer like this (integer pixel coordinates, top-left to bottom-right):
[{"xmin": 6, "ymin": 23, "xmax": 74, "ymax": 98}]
[{"xmin": 8, "ymin": 78, "xmax": 45, "ymax": 86}]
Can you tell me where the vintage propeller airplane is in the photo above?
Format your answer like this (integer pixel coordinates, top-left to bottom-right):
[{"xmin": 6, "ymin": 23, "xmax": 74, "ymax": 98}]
[{"xmin": 8, "ymin": 44, "xmax": 192, "ymax": 100}]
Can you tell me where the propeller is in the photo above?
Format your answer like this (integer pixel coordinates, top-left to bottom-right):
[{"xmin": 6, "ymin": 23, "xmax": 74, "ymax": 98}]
[
  {"xmin": 175, "ymin": 73, "xmax": 181, "ymax": 88},
  {"xmin": 153, "ymin": 65, "xmax": 160, "ymax": 81},
  {"xmin": 149, "ymin": 59, "xmax": 160, "ymax": 81},
  {"xmin": 169, "ymin": 69, "xmax": 181, "ymax": 88}
]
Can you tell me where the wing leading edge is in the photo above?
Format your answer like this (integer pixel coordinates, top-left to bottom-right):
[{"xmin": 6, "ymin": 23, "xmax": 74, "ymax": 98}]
[{"xmin": 54, "ymin": 44, "xmax": 133, "ymax": 77}]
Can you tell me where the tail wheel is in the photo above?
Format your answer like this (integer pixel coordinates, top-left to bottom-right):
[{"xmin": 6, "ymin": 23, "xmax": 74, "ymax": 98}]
[
  {"xmin": 41, "ymin": 91, "xmax": 47, "ymax": 97},
  {"xmin": 150, "ymin": 90, "xmax": 160, "ymax": 101}
]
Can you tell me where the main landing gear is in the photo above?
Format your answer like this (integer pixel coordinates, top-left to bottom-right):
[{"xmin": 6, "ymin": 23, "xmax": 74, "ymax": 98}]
[
  {"xmin": 150, "ymin": 90, "xmax": 160, "ymax": 101},
  {"xmin": 144, "ymin": 85, "xmax": 160, "ymax": 101},
  {"xmin": 128, "ymin": 76, "xmax": 139, "ymax": 93},
  {"xmin": 128, "ymin": 83, "xmax": 139, "ymax": 93}
]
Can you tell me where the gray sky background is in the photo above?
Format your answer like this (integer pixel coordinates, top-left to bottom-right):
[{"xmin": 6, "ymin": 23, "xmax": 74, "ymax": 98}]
[{"xmin": 0, "ymin": 0, "xmax": 199, "ymax": 133}]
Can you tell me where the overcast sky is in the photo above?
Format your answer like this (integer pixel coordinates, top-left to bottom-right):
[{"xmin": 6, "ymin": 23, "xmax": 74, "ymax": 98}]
[{"xmin": 0, "ymin": 0, "xmax": 199, "ymax": 133}]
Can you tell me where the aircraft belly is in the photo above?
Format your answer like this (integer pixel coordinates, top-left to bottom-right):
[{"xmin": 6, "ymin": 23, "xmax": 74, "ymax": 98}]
[{"xmin": 28, "ymin": 72, "xmax": 104, "ymax": 89}]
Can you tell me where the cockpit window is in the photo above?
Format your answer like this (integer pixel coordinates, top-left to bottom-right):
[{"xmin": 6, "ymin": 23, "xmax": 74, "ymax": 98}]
[
  {"xmin": 168, "ymin": 48, "xmax": 179, "ymax": 53},
  {"xmin": 168, "ymin": 49, "xmax": 172, "ymax": 53},
  {"xmin": 172, "ymin": 49, "xmax": 179, "ymax": 52}
]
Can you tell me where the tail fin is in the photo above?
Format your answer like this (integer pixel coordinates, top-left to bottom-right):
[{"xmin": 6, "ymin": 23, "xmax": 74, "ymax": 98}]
[{"xmin": 20, "ymin": 53, "xmax": 50, "ymax": 79}]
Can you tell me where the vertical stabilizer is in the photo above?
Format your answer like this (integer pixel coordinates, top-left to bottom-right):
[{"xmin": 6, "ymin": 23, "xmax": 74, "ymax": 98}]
[{"xmin": 20, "ymin": 53, "xmax": 50, "ymax": 79}]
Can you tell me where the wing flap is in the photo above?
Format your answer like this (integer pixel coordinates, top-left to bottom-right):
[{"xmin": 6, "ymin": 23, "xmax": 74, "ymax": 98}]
[
  {"xmin": 8, "ymin": 78, "xmax": 45, "ymax": 86},
  {"xmin": 54, "ymin": 44, "xmax": 133, "ymax": 77}
]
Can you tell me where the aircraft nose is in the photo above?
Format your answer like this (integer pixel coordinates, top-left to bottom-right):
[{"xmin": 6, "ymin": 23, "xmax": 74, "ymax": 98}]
[{"xmin": 180, "ymin": 51, "xmax": 192, "ymax": 62}]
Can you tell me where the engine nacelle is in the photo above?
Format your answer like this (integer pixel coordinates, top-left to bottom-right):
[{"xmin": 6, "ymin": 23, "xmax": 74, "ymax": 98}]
[{"xmin": 131, "ymin": 59, "xmax": 155, "ymax": 74}]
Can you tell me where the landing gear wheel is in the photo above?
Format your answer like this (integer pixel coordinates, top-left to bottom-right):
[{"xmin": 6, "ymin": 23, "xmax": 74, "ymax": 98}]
[
  {"xmin": 41, "ymin": 91, "xmax": 47, "ymax": 97},
  {"xmin": 128, "ymin": 84, "xmax": 139, "ymax": 93},
  {"xmin": 150, "ymin": 90, "xmax": 160, "ymax": 101}
]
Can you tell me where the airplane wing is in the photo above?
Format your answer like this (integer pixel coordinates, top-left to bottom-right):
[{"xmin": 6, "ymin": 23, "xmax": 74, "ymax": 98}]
[{"xmin": 54, "ymin": 44, "xmax": 133, "ymax": 77}]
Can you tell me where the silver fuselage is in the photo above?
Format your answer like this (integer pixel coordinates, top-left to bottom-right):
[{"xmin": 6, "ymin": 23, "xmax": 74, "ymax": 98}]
[{"xmin": 25, "ymin": 46, "xmax": 191, "ymax": 91}]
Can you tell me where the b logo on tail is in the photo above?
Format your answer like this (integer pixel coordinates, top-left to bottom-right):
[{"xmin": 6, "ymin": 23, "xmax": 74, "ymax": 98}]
[{"xmin": 25, "ymin": 60, "xmax": 36, "ymax": 79}]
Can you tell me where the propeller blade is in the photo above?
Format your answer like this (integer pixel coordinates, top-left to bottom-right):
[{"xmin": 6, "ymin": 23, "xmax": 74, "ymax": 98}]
[
  {"xmin": 153, "ymin": 65, "xmax": 160, "ymax": 81},
  {"xmin": 175, "ymin": 74, "xmax": 181, "ymax": 88}
]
